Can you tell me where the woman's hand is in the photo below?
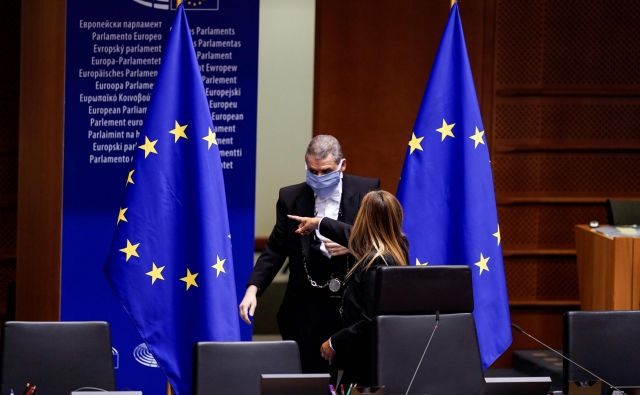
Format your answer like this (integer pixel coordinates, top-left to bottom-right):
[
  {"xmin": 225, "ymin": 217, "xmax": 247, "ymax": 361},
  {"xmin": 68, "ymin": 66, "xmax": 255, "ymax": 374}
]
[
  {"xmin": 324, "ymin": 240, "xmax": 349, "ymax": 256},
  {"xmin": 287, "ymin": 215, "xmax": 321, "ymax": 236},
  {"xmin": 320, "ymin": 339, "xmax": 335, "ymax": 361}
]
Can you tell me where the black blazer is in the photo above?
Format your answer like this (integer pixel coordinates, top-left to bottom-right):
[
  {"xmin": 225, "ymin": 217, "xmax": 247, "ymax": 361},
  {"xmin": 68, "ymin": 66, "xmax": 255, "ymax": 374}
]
[
  {"xmin": 248, "ymin": 174, "xmax": 379, "ymax": 294},
  {"xmin": 248, "ymin": 174, "xmax": 380, "ymax": 360},
  {"xmin": 319, "ymin": 218, "xmax": 406, "ymax": 386}
]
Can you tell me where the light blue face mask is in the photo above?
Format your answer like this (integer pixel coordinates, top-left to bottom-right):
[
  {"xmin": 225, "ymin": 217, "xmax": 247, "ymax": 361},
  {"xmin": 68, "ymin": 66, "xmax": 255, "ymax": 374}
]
[{"xmin": 306, "ymin": 160, "xmax": 344, "ymax": 198}]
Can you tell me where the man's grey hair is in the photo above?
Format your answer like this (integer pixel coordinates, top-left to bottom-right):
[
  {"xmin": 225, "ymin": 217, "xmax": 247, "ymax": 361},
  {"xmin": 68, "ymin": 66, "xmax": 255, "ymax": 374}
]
[{"xmin": 305, "ymin": 135, "xmax": 344, "ymax": 164}]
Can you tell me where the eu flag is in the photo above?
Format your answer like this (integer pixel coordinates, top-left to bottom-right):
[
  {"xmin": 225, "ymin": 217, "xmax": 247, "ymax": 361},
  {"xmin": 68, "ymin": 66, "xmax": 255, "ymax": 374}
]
[
  {"xmin": 104, "ymin": 5, "xmax": 240, "ymax": 394},
  {"xmin": 171, "ymin": 0, "xmax": 219, "ymax": 11},
  {"xmin": 396, "ymin": 3, "xmax": 511, "ymax": 369}
]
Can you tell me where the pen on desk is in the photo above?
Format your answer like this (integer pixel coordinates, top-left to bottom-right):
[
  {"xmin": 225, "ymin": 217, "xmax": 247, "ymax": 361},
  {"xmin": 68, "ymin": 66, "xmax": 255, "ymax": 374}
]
[
  {"xmin": 345, "ymin": 383, "xmax": 353, "ymax": 395},
  {"xmin": 25, "ymin": 386, "xmax": 36, "ymax": 395},
  {"xmin": 340, "ymin": 384, "xmax": 345, "ymax": 395},
  {"xmin": 21, "ymin": 383, "xmax": 29, "ymax": 395},
  {"xmin": 329, "ymin": 384, "xmax": 337, "ymax": 395}
]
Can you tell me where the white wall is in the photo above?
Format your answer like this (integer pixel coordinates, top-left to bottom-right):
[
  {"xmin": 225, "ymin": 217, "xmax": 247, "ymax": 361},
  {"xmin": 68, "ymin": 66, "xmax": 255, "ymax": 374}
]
[{"xmin": 255, "ymin": 0, "xmax": 315, "ymax": 237}]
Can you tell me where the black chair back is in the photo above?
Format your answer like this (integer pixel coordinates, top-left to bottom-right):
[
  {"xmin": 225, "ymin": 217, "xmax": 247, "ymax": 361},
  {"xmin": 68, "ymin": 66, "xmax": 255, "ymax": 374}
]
[
  {"xmin": 372, "ymin": 266, "xmax": 482, "ymax": 394},
  {"xmin": 193, "ymin": 340, "xmax": 301, "ymax": 395},
  {"xmin": 564, "ymin": 311, "xmax": 640, "ymax": 395},
  {"xmin": 375, "ymin": 265, "xmax": 473, "ymax": 315},
  {"xmin": 1, "ymin": 321, "xmax": 115, "ymax": 394},
  {"xmin": 375, "ymin": 313, "xmax": 484, "ymax": 395},
  {"xmin": 606, "ymin": 199, "xmax": 640, "ymax": 225}
]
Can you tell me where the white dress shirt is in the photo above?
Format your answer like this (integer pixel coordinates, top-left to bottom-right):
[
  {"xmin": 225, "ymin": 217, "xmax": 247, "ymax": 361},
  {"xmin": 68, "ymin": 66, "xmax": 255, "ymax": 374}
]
[{"xmin": 314, "ymin": 178, "xmax": 342, "ymax": 258}]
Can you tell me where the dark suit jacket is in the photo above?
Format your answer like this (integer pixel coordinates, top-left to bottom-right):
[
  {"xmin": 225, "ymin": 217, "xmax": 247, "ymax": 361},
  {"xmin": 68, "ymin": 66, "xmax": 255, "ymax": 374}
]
[
  {"xmin": 249, "ymin": 174, "xmax": 379, "ymax": 294},
  {"xmin": 320, "ymin": 217, "xmax": 404, "ymax": 386},
  {"xmin": 248, "ymin": 174, "xmax": 379, "ymax": 369}
]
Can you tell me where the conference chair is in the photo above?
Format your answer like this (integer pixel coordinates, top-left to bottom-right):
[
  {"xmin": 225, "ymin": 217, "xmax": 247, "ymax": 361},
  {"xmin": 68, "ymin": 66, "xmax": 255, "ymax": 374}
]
[
  {"xmin": 193, "ymin": 340, "xmax": 301, "ymax": 395},
  {"xmin": 563, "ymin": 311, "xmax": 640, "ymax": 395},
  {"xmin": 606, "ymin": 198, "xmax": 640, "ymax": 225},
  {"xmin": 373, "ymin": 266, "xmax": 485, "ymax": 395},
  {"xmin": 1, "ymin": 321, "xmax": 116, "ymax": 394}
]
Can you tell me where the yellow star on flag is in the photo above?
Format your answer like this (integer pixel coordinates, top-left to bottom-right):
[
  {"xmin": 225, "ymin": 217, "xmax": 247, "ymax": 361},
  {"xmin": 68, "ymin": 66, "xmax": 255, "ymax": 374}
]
[
  {"xmin": 212, "ymin": 255, "xmax": 227, "ymax": 277},
  {"xmin": 119, "ymin": 239, "xmax": 140, "ymax": 262},
  {"xmin": 474, "ymin": 253, "xmax": 490, "ymax": 275},
  {"xmin": 415, "ymin": 258, "xmax": 428, "ymax": 266},
  {"xmin": 180, "ymin": 268, "xmax": 199, "ymax": 290},
  {"xmin": 436, "ymin": 119, "xmax": 455, "ymax": 141},
  {"xmin": 493, "ymin": 225, "xmax": 501, "ymax": 245},
  {"xmin": 126, "ymin": 170, "xmax": 135, "ymax": 186},
  {"xmin": 138, "ymin": 136, "xmax": 158, "ymax": 158},
  {"xmin": 202, "ymin": 127, "xmax": 218, "ymax": 150},
  {"xmin": 469, "ymin": 127, "xmax": 485, "ymax": 149},
  {"xmin": 146, "ymin": 262, "xmax": 165, "ymax": 285},
  {"xmin": 408, "ymin": 132, "xmax": 424, "ymax": 155},
  {"xmin": 169, "ymin": 121, "xmax": 188, "ymax": 143},
  {"xmin": 117, "ymin": 207, "xmax": 128, "ymax": 225}
]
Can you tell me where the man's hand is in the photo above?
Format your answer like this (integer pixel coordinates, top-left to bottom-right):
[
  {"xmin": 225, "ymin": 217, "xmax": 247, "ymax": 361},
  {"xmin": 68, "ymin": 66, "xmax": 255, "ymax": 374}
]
[
  {"xmin": 324, "ymin": 240, "xmax": 349, "ymax": 256},
  {"xmin": 288, "ymin": 215, "xmax": 321, "ymax": 236},
  {"xmin": 320, "ymin": 339, "xmax": 335, "ymax": 361},
  {"xmin": 239, "ymin": 285, "xmax": 258, "ymax": 324}
]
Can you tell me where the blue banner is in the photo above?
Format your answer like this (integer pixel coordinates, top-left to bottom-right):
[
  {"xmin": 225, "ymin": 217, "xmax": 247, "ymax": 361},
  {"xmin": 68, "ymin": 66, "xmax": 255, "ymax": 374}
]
[{"xmin": 62, "ymin": 1, "xmax": 258, "ymax": 392}]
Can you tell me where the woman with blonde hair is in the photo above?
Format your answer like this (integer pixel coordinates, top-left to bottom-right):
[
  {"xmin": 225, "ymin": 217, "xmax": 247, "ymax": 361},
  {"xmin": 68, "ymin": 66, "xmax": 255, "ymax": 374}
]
[{"xmin": 289, "ymin": 189, "xmax": 408, "ymax": 386}]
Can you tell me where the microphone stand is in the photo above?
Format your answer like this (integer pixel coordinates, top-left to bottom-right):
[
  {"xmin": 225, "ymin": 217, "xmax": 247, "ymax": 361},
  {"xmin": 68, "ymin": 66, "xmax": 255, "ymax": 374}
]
[
  {"xmin": 404, "ymin": 311, "xmax": 440, "ymax": 395},
  {"xmin": 511, "ymin": 323, "xmax": 626, "ymax": 395}
]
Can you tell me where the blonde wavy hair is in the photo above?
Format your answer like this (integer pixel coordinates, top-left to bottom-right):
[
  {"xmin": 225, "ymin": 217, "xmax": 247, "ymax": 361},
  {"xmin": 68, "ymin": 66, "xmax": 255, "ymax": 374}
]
[{"xmin": 347, "ymin": 190, "xmax": 408, "ymax": 277}]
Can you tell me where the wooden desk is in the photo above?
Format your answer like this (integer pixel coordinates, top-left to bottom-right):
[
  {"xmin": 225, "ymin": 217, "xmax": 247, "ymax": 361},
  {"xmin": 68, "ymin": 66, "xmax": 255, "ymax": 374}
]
[{"xmin": 575, "ymin": 225, "xmax": 640, "ymax": 310}]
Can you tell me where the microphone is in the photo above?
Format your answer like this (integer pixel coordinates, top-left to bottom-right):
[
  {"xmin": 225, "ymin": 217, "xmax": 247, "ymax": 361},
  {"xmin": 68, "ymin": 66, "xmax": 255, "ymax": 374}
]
[
  {"xmin": 404, "ymin": 310, "xmax": 440, "ymax": 395},
  {"xmin": 511, "ymin": 323, "xmax": 626, "ymax": 395}
]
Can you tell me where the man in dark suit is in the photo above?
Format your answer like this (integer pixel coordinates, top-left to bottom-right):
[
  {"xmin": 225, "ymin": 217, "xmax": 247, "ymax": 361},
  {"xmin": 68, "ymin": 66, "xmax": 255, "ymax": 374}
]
[{"xmin": 239, "ymin": 135, "xmax": 379, "ymax": 373}]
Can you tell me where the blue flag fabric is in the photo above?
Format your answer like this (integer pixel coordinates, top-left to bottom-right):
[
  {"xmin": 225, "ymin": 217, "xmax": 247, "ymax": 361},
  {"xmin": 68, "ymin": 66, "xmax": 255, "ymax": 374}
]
[
  {"xmin": 396, "ymin": 3, "xmax": 511, "ymax": 369},
  {"xmin": 104, "ymin": 6, "xmax": 240, "ymax": 395}
]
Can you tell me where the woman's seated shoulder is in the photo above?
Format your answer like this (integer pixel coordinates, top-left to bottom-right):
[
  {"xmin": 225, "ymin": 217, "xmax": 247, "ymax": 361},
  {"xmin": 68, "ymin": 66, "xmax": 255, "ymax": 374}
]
[{"xmin": 371, "ymin": 254, "xmax": 404, "ymax": 268}]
